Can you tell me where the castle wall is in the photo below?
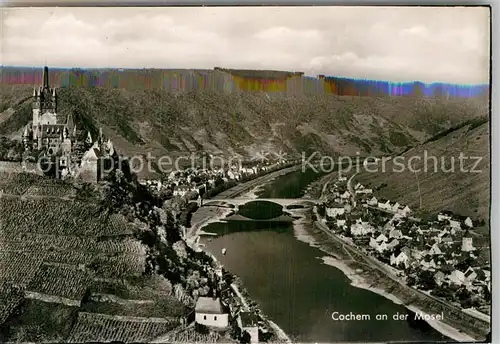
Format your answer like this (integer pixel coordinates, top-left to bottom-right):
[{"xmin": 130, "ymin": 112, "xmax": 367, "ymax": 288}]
[{"xmin": 38, "ymin": 112, "xmax": 58, "ymax": 126}]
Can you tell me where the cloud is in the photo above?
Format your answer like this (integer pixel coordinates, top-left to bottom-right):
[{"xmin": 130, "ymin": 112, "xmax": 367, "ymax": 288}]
[{"xmin": 1, "ymin": 6, "xmax": 490, "ymax": 83}]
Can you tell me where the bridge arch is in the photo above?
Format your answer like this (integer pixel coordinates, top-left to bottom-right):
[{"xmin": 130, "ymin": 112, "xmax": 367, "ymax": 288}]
[{"xmin": 203, "ymin": 198, "xmax": 322, "ymax": 209}]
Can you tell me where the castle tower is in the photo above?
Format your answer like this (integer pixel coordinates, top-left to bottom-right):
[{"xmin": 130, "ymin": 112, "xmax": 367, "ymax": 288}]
[
  {"xmin": 85, "ymin": 131, "xmax": 93, "ymax": 147},
  {"xmin": 98, "ymin": 127, "xmax": 103, "ymax": 145},
  {"xmin": 32, "ymin": 66, "xmax": 58, "ymax": 142},
  {"xmin": 22, "ymin": 126, "xmax": 30, "ymax": 148}
]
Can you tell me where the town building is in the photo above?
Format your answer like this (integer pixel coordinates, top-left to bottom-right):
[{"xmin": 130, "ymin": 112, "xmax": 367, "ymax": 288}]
[
  {"xmin": 326, "ymin": 202, "xmax": 345, "ymax": 218},
  {"xmin": 461, "ymin": 237, "xmax": 475, "ymax": 252},
  {"xmin": 390, "ymin": 251, "xmax": 409, "ymax": 269}
]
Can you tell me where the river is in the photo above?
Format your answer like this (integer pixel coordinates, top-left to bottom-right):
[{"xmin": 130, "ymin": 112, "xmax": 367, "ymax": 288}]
[{"xmin": 199, "ymin": 169, "xmax": 449, "ymax": 343}]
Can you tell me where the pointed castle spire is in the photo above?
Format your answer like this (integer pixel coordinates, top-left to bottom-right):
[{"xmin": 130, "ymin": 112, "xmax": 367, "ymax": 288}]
[
  {"xmin": 98, "ymin": 127, "xmax": 104, "ymax": 144},
  {"xmin": 43, "ymin": 66, "xmax": 50, "ymax": 88},
  {"xmin": 85, "ymin": 131, "xmax": 93, "ymax": 145},
  {"xmin": 66, "ymin": 113, "xmax": 75, "ymax": 131}
]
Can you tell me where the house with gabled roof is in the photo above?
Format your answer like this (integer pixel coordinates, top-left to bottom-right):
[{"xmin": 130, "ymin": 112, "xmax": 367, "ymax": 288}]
[
  {"xmin": 448, "ymin": 270, "xmax": 466, "ymax": 285},
  {"xmin": 391, "ymin": 202, "xmax": 400, "ymax": 213},
  {"xmin": 367, "ymin": 196, "xmax": 378, "ymax": 206},
  {"xmin": 421, "ymin": 257, "xmax": 437, "ymax": 271},
  {"xmin": 340, "ymin": 191, "xmax": 350, "ymax": 199},
  {"xmin": 390, "ymin": 251, "xmax": 409, "ymax": 269},
  {"xmin": 429, "ymin": 243, "xmax": 443, "ymax": 255},
  {"xmin": 449, "ymin": 219, "xmax": 461, "ymax": 230},
  {"xmin": 397, "ymin": 205, "xmax": 412, "ymax": 217},
  {"xmin": 389, "ymin": 229, "xmax": 403, "ymax": 240},
  {"xmin": 195, "ymin": 297, "xmax": 229, "ymax": 329},
  {"xmin": 437, "ymin": 211, "xmax": 454, "ymax": 222},
  {"xmin": 375, "ymin": 233, "xmax": 388, "ymax": 243},
  {"xmin": 326, "ymin": 202, "xmax": 346, "ymax": 218},
  {"xmin": 387, "ymin": 238, "xmax": 400, "ymax": 250},
  {"xmin": 464, "ymin": 266, "xmax": 477, "ymax": 283}
]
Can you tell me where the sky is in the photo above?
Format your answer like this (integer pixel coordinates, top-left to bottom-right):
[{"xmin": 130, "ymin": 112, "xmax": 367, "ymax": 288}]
[{"xmin": 1, "ymin": 6, "xmax": 491, "ymax": 84}]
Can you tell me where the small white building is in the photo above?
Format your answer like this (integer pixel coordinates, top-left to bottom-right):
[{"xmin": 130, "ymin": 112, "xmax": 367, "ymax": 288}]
[
  {"xmin": 195, "ymin": 297, "xmax": 229, "ymax": 329},
  {"xmin": 449, "ymin": 219, "xmax": 461, "ymax": 230},
  {"xmin": 375, "ymin": 234, "xmax": 388, "ymax": 243},
  {"xmin": 461, "ymin": 237, "xmax": 475, "ymax": 252},
  {"xmin": 355, "ymin": 188, "xmax": 373, "ymax": 195},
  {"xmin": 336, "ymin": 219, "xmax": 347, "ymax": 228},
  {"xmin": 350, "ymin": 221, "xmax": 374, "ymax": 236},
  {"xmin": 437, "ymin": 212, "xmax": 453, "ymax": 222},
  {"xmin": 367, "ymin": 196, "xmax": 378, "ymax": 206},
  {"xmin": 238, "ymin": 312, "xmax": 259, "ymax": 344},
  {"xmin": 464, "ymin": 267, "xmax": 477, "ymax": 282},
  {"xmin": 340, "ymin": 191, "xmax": 350, "ymax": 200},
  {"xmin": 376, "ymin": 241, "xmax": 388, "ymax": 253},
  {"xmin": 448, "ymin": 270, "xmax": 466, "ymax": 285},
  {"xmin": 326, "ymin": 203, "xmax": 345, "ymax": 218},
  {"xmin": 390, "ymin": 251, "xmax": 409, "ymax": 269},
  {"xmin": 227, "ymin": 170, "xmax": 240, "ymax": 180},
  {"xmin": 397, "ymin": 205, "xmax": 412, "ymax": 217},
  {"xmin": 420, "ymin": 258, "xmax": 437, "ymax": 271},
  {"xmin": 378, "ymin": 200, "xmax": 392, "ymax": 211}
]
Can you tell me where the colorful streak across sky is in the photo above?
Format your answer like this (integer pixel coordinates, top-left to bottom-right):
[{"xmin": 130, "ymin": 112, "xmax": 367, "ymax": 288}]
[{"xmin": 0, "ymin": 66, "xmax": 489, "ymax": 99}]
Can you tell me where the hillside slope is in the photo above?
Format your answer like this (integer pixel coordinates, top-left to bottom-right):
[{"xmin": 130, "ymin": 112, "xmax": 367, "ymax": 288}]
[
  {"xmin": 0, "ymin": 85, "xmax": 488, "ymax": 163},
  {"xmin": 355, "ymin": 120, "xmax": 490, "ymax": 221},
  {"xmin": 0, "ymin": 172, "xmax": 212, "ymax": 342}
]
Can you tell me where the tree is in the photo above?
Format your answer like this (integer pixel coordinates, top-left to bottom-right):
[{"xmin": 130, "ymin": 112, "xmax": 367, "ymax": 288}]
[
  {"xmin": 214, "ymin": 176, "xmax": 224, "ymax": 187},
  {"xmin": 417, "ymin": 270, "xmax": 437, "ymax": 290}
]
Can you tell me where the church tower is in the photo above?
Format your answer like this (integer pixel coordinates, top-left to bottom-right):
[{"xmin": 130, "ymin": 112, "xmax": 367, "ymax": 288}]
[{"xmin": 33, "ymin": 66, "xmax": 58, "ymax": 141}]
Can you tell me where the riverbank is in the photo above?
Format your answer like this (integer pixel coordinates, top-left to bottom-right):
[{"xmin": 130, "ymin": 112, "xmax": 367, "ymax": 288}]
[
  {"xmin": 297, "ymin": 215, "xmax": 485, "ymax": 342},
  {"xmin": 187, "ymin": 207, "xmax": 234, "ymax": 241},
  {"xmin": 185, "ymin": 168, "xmax": 309, "ymax": 343},
  {"xmin": 190, "ymin": 168, "xmax": 486, "ymax": 342},
  {"xmin": 318, "ymin": 256, "xmax": 476, "ymax": 342}
]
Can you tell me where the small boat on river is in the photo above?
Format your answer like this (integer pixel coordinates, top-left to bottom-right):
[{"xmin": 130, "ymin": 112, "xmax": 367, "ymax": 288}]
[{"xmin": 222, "ymin": 248, "xmax": 227, "ymax": 255}]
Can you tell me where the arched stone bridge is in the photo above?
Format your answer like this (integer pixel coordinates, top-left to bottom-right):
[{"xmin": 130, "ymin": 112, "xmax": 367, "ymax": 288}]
[{"xmin": 202, "ymin": 198, "xmax": 322, "ymax": 211}]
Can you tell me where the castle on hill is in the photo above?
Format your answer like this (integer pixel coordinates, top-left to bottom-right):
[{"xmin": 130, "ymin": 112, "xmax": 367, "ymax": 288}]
[{"xmin": 22, "ymin": 66, "xmax": 117, "ymax": 182}]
